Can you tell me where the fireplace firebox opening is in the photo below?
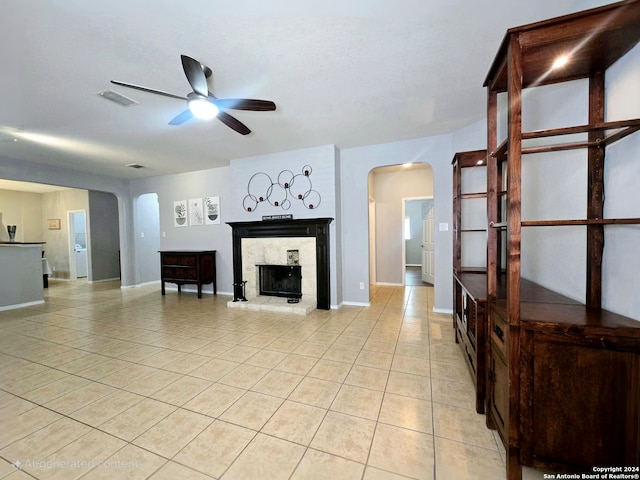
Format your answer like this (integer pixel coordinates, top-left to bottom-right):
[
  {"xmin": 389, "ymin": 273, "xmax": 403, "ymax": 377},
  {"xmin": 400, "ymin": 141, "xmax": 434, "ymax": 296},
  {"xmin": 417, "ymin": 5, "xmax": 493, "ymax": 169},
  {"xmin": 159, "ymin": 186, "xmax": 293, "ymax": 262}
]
[{"xmin": 258, "ymin": 265, "xmax": 302, "ymax": 303}]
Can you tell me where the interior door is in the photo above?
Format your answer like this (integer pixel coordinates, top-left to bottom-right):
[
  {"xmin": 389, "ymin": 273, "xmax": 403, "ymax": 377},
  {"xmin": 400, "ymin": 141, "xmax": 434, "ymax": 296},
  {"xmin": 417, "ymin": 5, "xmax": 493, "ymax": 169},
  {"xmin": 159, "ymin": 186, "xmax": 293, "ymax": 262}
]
[
  {"xmin": 68, "ymin": 210, "xmax": 88, "ymax": 280},
  {"xmin": 422, "ymin": 202, "xmax": 435, "ymax": 284}
]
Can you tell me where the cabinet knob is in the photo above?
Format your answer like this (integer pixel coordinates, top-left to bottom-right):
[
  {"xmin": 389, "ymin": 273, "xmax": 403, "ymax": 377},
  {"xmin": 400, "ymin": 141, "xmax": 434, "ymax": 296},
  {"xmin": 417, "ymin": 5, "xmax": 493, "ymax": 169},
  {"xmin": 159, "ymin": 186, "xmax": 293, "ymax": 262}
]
[{"xmin": 493, "ymin": 325, "xmax": 504, "ymax": 341}]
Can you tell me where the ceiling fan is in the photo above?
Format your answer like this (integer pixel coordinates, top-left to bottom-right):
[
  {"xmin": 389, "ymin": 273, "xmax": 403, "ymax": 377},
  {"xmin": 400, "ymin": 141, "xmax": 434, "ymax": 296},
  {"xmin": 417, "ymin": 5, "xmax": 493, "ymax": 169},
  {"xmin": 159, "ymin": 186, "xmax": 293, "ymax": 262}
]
[{"xmin": 111, "ymin": 55, "xmax": 276, "ymax": 135}]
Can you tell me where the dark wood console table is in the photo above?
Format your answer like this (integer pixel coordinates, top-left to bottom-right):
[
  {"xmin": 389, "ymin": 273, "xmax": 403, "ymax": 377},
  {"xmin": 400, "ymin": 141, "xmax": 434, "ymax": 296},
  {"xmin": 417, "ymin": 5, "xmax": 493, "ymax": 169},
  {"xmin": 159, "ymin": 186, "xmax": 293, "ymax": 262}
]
[{"xmin": 159, "ymin": 250, "xmax": 216, "ymax": 298}]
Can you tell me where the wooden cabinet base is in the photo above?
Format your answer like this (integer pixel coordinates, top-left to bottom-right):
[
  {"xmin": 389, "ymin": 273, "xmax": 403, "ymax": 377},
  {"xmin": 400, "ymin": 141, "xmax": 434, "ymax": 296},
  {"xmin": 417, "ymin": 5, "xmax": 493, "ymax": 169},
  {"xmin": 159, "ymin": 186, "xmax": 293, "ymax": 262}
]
[
  {"xmin": 453, "ymin": 273, "xmax": 487, "ymax": 414},
  {"xmin": 159, "ymin": 250, "xmax": 217, "ymax": 299}
]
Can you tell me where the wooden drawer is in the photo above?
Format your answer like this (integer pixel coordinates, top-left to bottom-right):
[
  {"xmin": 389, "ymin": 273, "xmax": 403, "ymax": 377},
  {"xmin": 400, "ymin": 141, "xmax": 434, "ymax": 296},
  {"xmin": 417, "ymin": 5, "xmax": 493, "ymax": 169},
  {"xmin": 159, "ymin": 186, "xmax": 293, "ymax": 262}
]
[
  {"xmin": 162, "ymin": 254, "xmax": 198, "ymax": 266},
  {"xmin": 456, "ymin": 316, "xmax": 478, "ymax": 376},
  {"xmin": 162, "ymin": 254, "xmax": 178, "ymax": 265},
  {"xmin": 177, "ymin": 255, "xmax": 197, "ymax": 266},
  {"xmin": 490, "ymin": 308, "xmax": 508, "ymax": 358}
]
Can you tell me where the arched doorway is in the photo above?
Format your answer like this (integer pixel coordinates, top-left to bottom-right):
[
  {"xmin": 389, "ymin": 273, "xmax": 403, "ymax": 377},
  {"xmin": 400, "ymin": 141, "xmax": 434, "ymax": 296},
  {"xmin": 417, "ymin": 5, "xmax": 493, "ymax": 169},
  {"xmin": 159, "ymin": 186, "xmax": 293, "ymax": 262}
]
[{"xmin": 368, "ymin": 163, "xmax": 434, "ymax": 296}]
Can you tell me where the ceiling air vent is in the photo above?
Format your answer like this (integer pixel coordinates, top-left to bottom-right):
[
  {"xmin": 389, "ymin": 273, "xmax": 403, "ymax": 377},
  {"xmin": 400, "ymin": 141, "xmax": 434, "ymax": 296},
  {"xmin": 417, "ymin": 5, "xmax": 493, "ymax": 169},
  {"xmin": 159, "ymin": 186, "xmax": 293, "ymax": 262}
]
[
  {"xmin": 97, "ymin": 89, "xmax": 138, "ymax": 107},
  {"xmin": 126, "ymin": 163, "xmax": 145, "ymax": 169}
]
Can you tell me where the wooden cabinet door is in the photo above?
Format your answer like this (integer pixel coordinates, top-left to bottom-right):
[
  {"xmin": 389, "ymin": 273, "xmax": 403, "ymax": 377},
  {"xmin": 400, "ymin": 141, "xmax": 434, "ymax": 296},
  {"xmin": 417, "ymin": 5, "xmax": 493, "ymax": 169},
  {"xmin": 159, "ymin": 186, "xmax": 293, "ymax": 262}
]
[
  {"xmin": 521, "ymin": 331, "xmax": 640, "ymax": 468},
  {"xmin": 489, "ymin": 346, "xmax": 508, "ymax": 444}
]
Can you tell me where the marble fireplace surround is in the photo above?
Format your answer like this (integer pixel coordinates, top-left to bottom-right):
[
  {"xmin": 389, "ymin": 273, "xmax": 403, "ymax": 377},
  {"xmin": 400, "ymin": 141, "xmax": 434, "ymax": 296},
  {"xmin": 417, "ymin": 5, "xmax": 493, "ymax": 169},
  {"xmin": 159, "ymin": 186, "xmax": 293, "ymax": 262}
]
[
  {"xmin": 228, "ymin": 218, "xmax": 333, "ymax": 310},
  {"xmin": 242, "ymin": 237, "xmax": 316, "ymax": 301}
]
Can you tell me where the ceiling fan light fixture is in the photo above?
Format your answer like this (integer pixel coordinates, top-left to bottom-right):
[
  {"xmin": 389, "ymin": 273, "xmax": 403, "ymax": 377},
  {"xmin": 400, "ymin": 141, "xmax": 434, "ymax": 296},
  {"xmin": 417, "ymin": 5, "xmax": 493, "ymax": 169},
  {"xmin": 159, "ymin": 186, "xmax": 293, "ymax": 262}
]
[{"xmin": 188, "ymin": 97, "xmax": 219, "ymax": 120}]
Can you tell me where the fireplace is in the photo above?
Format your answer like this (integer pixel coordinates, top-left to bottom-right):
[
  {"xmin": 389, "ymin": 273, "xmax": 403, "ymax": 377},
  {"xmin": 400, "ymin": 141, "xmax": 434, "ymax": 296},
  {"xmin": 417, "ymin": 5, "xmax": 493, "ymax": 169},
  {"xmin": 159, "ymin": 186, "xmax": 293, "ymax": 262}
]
[
  {"xmin": 258, "ymin": 265, "xmax": 302, "ymax": 300},
  {"xmin": 227, "ymin": 218, "xmax": 333, "ymax": 309}
]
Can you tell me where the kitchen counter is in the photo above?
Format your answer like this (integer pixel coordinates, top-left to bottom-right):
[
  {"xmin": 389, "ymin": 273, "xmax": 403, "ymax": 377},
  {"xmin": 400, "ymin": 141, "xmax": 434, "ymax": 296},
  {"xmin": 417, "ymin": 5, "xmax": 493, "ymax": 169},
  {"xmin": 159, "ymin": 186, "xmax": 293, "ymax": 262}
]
[{"xmin": 0, "ymin": 242, "xmax": 45, "ymax": 310}]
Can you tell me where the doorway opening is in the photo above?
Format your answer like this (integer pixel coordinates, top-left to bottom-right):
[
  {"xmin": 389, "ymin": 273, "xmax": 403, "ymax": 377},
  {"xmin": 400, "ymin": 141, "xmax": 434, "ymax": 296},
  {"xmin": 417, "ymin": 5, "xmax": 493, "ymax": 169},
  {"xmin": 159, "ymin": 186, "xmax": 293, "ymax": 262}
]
[
  {"xmin": 68, "ymin": 210, "xmax": 88, "ymax": 280},
  {"xmin": 403, "ymin": 197, "xmax": 434, "ymax": 286},
  {"xmin": 368, "ymin": 163, "xmax": 434, "ymax": 297}
]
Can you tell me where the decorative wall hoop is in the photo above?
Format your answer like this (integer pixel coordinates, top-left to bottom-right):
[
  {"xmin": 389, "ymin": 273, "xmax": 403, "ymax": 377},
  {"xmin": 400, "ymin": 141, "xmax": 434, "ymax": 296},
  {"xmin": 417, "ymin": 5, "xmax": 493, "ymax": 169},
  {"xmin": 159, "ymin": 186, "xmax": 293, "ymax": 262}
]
[{"xmin": 243, "ymin": 165, "xmax": 321, "ymax": 212}]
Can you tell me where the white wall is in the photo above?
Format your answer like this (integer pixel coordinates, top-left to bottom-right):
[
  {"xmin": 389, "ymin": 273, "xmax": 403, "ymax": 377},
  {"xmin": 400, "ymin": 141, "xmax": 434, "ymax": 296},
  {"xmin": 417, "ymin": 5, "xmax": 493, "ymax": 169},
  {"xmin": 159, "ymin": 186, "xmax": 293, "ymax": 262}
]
[
  {"xmin": 130, "ymin": 166, "xmax": 234, "ymax": 295},
  {"xmin": 0, "ymin": 190, "xmax": 44, "ymax": 242},
  {"xmin": 229, "ymin": 144, "xmax": 341, "ymax": 306},
  {"xmin": 229, "ymin": 144, "xmax": 337, "ymax": 222},
  {"xmin": 135, "ymin": 193, "xmax": 161, "ymax": 284},
  {"xmin": 341, "ymin": 134, "xmax": 454, "ymax": 310},
  {"xmin": 130, "ymin": 145, "xmax": 343, "ymax": 304}
]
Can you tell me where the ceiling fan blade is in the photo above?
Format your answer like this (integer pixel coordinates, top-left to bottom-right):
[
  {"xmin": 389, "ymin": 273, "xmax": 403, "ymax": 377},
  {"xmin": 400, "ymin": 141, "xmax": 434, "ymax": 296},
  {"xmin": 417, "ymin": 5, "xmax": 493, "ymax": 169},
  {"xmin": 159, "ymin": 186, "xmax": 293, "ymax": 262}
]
[
  {"xmin": 168, "ymin": 109, "xmax": 193, "ymax": 125},
  {"xmin": 110, "ymin": 80, "xmax": 186, "ymax": 101},
  {"xmin": 181, "ymin": 55, "xmax": 209, "ymax": 98},
  {"xmin": 214, "ymin": 98, "xmax": 276, "ymax": 111},
  {"xmin": 217, "ymin": 111, "xmax": 251, "ymax": 135}
]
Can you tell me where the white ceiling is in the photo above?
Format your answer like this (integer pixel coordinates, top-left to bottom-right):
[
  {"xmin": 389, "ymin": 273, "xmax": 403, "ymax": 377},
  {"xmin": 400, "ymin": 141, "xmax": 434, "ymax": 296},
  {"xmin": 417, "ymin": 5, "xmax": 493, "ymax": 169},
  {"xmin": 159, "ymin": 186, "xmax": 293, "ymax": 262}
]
[{"xmin": 0, "ymin": 0, "xmax": 611, "ymax": 181}]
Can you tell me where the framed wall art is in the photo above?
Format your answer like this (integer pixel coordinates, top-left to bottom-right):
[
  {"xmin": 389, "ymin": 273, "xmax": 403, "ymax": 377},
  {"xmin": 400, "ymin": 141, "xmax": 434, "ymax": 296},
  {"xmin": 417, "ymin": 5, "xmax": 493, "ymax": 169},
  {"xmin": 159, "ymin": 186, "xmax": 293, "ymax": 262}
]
[
  {"xmin": 204, "ymin": 196, "xmax": 220, "ymax": 225},
  {"xmin": 48, "ymin": 219, "xmax": 61, "ymax": 230},
  {"xmin": 189, "ymin": 198, "xmax": 205, "ymax": 226},
  {"xmin": 173, "ymin": 200, "xmax": 188, "ymax": 227}
]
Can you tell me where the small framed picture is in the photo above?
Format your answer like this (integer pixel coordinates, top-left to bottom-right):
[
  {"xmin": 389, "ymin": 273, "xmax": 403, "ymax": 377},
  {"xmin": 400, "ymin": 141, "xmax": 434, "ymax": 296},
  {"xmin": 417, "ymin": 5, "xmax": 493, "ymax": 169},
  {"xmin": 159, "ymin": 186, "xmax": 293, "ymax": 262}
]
[
  {"xmin": 174, "ymin": 200, "xmax": 188, "ymax": 227},
  {"xmin": 48, "ymin": 219, "xmax": 61, "ymax": 230}
]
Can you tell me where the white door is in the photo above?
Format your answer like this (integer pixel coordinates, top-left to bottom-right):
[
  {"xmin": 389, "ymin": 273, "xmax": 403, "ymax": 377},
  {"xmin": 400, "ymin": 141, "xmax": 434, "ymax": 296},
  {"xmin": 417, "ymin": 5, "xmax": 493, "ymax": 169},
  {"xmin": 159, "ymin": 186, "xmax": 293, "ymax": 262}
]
[
  {"xmin": 422, "ymin": 202, "xmax": 435, "ymax": 284},
  {"xmin": 68, "ymin": 210, "xmax": 88, "ymax": 280}
]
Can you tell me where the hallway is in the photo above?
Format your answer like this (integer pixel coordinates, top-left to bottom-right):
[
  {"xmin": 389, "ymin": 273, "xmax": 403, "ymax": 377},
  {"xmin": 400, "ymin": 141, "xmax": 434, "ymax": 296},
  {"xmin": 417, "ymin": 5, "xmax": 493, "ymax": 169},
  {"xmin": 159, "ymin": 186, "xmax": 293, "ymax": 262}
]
[{"xmin": 405, "ymin": 266, "xmax": 430, "ymax": 287}]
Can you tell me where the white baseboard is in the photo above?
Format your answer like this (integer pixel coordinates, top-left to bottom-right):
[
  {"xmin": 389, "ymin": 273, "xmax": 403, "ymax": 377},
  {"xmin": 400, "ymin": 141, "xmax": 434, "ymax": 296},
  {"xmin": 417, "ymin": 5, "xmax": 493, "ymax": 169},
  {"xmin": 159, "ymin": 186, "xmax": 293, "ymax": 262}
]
[
  {"xmin": 121, "ymin": 281, "xmax": 160, "ymax": 289},
  {"xmin": 0, "ymin": 300, "xmax": 45, "ymax": 312},
  {"xmin": 89, "ymin": 277, "xmax": 120, "ymax": 284},
  {"xmin": 432, "ymin": 307, "xmax": 453, "ymax": 315},
  {"xmin": 342, "ymin": 301, "xmax": 371, "ymax": 307}
]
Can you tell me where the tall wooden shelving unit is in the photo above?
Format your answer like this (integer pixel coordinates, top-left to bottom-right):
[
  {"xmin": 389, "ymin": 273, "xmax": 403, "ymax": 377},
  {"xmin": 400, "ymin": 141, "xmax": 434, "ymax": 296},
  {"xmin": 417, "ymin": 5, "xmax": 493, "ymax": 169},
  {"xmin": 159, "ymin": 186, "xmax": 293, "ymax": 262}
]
[
  {"xmin": 483, "ymin": 2, "xmax": 640, "ymax": 479},
  {"xmin": 452, "ymin": 149, "xmax": 489, "ymax": 413}
]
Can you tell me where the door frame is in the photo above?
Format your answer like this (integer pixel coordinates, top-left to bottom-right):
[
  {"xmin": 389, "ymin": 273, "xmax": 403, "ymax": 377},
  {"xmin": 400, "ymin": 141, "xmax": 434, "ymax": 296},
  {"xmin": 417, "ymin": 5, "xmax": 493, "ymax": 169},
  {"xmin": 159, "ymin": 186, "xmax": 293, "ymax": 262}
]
[
  {"xmin": 67, "ymin": 209, "xmax": 88, "ymax": 281},
  {"xmin": 401, "ymin": 196, "xmax": 434, "ymax": 286},
  {"xmin": 368, "ymin": 196, "xmax": 376, "ymax": 286}
]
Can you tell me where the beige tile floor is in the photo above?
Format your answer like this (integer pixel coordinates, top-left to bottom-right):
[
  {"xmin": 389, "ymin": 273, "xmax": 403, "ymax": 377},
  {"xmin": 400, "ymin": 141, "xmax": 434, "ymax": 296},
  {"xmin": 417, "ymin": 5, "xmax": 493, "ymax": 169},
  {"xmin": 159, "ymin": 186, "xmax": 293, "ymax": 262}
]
[{"xmin": 0, "ymin": 280, "xmax": 547, "ymax": 479}]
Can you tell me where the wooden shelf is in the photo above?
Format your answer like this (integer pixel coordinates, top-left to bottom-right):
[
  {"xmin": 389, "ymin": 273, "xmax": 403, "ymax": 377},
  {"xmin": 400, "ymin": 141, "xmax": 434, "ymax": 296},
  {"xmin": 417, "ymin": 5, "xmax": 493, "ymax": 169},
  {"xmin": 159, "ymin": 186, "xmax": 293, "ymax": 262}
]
[
  {"xmin": 521, "ymin": 218, "xmax": 640, "ymax": 227},
  {"xmin": 455, "ymin": 272, "xmax": 488, "ymax": 301},
  {"xmin": 451, "ymin": 149, "xmax": 487, "ymax": 167},
  {"xmin": 484, "ymin": 1, "xmax": 640, "ymax": 93},
  {"xmin": 492, "ymin": 281, "xmax": 640, "ymax": 335},
  {"xmin": 456, "ymin": 266, "xmax": 487, "ymax": 274},
  {"xmin": 490, "ymin": 119, "xmax": 640, "ymax": 160},
  {"xmin": 460, "ymin": 192, "xmax": 487, "ymax": 199}
]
